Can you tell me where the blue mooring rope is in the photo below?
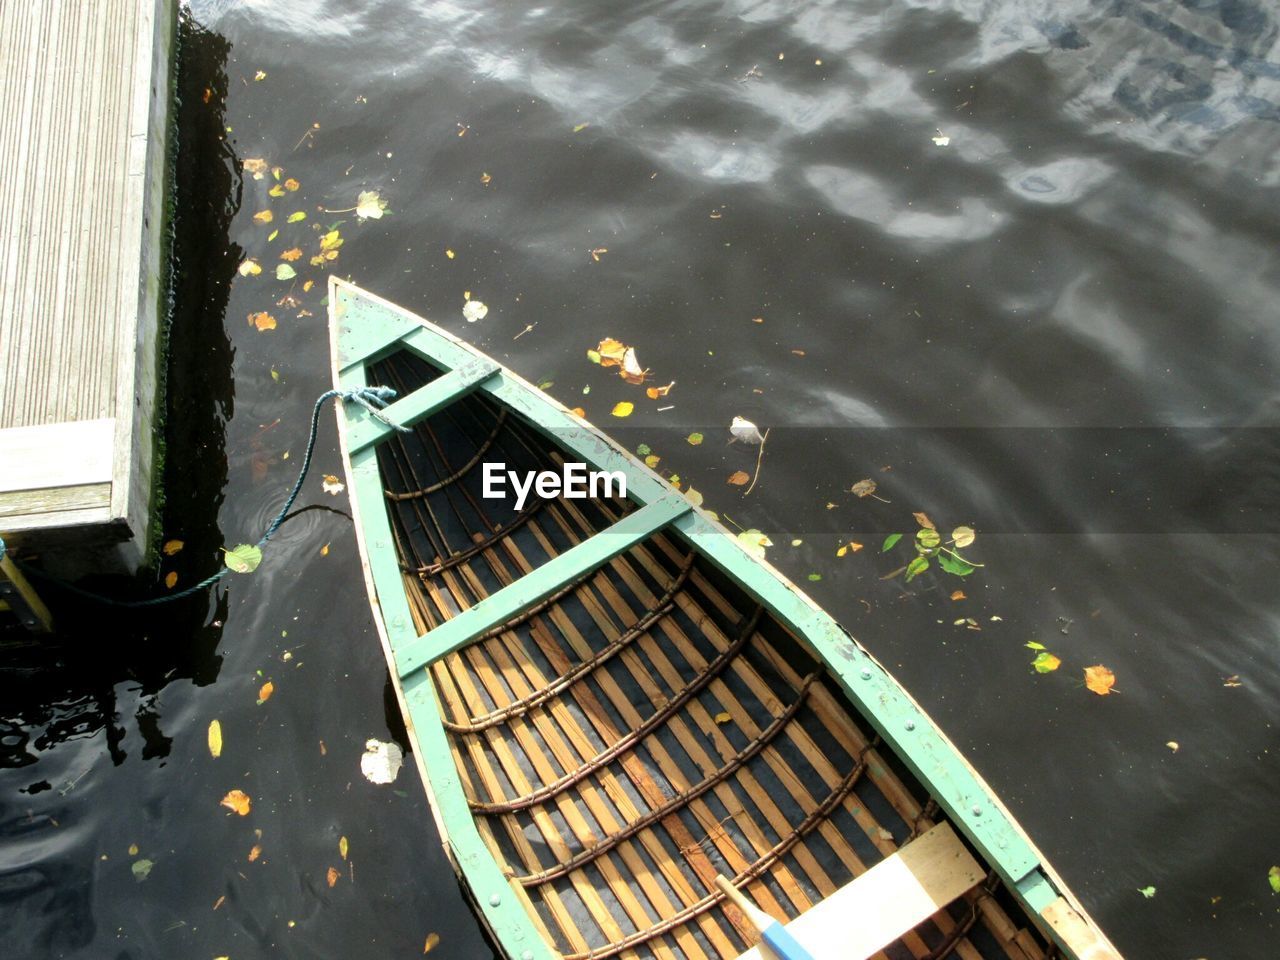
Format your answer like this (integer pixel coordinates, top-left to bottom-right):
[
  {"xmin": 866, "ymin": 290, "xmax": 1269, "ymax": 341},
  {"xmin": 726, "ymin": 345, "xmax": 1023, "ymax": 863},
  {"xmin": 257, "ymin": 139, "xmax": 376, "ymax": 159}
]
[{"xmin": 10, "ymin": 386, "xmax": 408, "ymax": 608}]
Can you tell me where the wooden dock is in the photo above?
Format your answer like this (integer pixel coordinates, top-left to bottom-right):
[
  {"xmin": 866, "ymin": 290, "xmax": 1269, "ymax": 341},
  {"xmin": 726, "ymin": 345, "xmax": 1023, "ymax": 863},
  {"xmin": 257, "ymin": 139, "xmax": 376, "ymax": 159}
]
[{"xmin": 0, "ymin": 0, "xmax": 177, "ymax": 581}]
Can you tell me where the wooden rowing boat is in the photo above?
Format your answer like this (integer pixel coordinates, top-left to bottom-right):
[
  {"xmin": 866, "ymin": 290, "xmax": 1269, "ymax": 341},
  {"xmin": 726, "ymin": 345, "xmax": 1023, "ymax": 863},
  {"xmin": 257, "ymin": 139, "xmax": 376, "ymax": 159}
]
[{"xmin": 328, "ymin": 277, "xmax": 1123, "ymax": 960}]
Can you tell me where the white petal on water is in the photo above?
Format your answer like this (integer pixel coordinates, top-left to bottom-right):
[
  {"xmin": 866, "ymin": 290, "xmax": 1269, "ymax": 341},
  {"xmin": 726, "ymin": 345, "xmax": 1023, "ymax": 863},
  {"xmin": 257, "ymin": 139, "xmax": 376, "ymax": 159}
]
[
  {"xmin": 360, "ymin": 738, "xmax": 404, "ymax": 784},
  {"xmin": 463, "ymin": 299, "xmax": 489, "ymax": 323},
  {"xmin": 729, "ymin": 416, "xmax": 765, "ymax": 445}
]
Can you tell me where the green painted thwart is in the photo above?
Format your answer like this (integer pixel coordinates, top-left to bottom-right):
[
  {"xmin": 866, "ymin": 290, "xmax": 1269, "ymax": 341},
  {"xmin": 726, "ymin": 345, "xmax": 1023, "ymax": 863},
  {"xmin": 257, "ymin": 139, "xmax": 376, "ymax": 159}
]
[{"xmin": 329, "ymin": 277, "xmax": 1101, "ymax": 960}]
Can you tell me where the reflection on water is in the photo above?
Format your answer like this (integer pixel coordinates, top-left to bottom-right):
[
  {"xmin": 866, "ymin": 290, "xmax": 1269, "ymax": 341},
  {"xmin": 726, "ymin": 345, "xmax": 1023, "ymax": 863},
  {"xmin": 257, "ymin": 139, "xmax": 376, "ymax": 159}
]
[{"xmin": 3, "ymin": 0, "xmax": 1279, "ymax": 957}]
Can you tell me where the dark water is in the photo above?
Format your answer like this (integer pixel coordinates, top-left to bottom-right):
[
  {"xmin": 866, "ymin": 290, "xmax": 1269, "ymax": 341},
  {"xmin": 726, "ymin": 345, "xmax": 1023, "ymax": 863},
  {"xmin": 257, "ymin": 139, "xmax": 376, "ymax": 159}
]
[{"xmin": 4, "ymin": 1, "xmax": 1280, "ymax": 956}]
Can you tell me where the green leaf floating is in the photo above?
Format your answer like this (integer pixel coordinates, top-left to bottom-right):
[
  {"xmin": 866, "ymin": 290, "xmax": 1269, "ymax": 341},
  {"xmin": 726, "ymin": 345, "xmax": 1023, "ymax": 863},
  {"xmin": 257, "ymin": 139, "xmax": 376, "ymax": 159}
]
[
  {"xmin": 1269, "ymin": 865, "xmax": 1280, "ymax": 894},
  {"xmin": 881, "ymin": 533, "xmax": 902, "ymax": 552},
  {"xmin": 224, "ymin": 544, "xmax": 263, "ymax": 574},
  {"xmin": 131, "ymin": 858, "xmax": 155, "ymax": 882},
  {"xmin": 904, "ymin": 555, "xmax": 929, "ymax": 581},
  {"xmin": 1137, "ymin": 886, "xmax": 1156, "ymax": 899},
  {"xmin": 937, "ymin": 552, "xmax": 975, "ymax": 576}
]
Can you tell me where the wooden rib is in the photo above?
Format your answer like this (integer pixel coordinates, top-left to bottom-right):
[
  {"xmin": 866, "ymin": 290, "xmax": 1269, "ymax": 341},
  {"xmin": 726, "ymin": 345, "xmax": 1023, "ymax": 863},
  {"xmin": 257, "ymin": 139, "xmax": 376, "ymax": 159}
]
[
  {"xmin": 439, "ymin": 567, "xmax": 728, "ymax": 959},
  {"xmin": 518, "ymin": 673, "xmax": 821, "ymax": 886},
  {"xmin": 495, "ymin": 517, "xmax": 817, "ymax": 923},
  {"xmin": 405, "ymin": 497, "xmax": 547, "ymax": 574},
  {"xmin": 444, "ymin": 556, "xmax": 695, "ymax": 733},
  {"xmin": 472, "ymin": 607, "xmax": 760, "ymax": 813},
  {"xmin": 564, "ymin": 758, "xmax": 871, "ymax": 960},
  {"xmin": 385, "ymin": 409, "xmax": 508, "ymax": 499}
]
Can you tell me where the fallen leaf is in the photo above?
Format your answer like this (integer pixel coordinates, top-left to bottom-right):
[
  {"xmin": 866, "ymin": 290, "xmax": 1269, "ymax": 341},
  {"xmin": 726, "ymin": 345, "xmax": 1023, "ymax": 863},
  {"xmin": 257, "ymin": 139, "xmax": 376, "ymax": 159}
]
[
  {"xmin": 905, "ymin": 555, "xmax": 929, "ymax": 581},
  {"xmin": 248, "ymin": 844, "xmax": 262, "ymax": 862},
  {"xmin": 851, "ymin": 479, "xmax": 877, "ymax": 498},
  {"xmin": 1026, "ymin": 641, "xmax": 1046, "ymax": 650},
  {"xmin": 269, "ymin": 184, "xmax": 285, "ymax": 197},
  {"xmin": 360, "ymin": 739, "xmax": 404, "ymax": 784},
  {"xmin": 807, "ymin": 573, "xmax": 822, "ymax": 582},
  {"xmin": 424, "ymin": 932, "xmax": 441, "ymax": 954},
  {"xmin": 253, "ymin": 209, "xmax": 273, "ymax": 224},
  {"xmin": 480, "ymin": 172, "xmax": 492, "ymax": 184},
  {"xmin": 643, "ymin": 454, "xmax": 661, "ymax": 469},
  {"xmin": 164, "ymin": 571, "xmax": 178, "ymax": 589},
  {"xmin": 619, "ymin": 347, "xmax": 647, "ymax": 384},
  {"xmin": 881, "ymin": 533, "xmax": 903, "ymax": 552},
  {"xmin": 952, "ymin": 526, "xmax": 976, "ymax": 548},
  {"xmin": 220, "ymin": 789, "xmax": 252, "ymax": 816},
  {"xmin": 208, "ymin": 719, "xmax": 223, "ymax": 758},
  {"xmin": 590, "ymin": 247, "xmax": 608, "ymax": 262},
  {"xmin": 569, "ymin": 407, "xmax": 585, "ymax": 418},
  {"xmin": 238, "ymin": 259, "xmax": 262, "ymax": 277},
  {"xmin": 223, "ymin": 544, "xmax": 263, "ymax": 574},
  {"xmin": 254, "ymin": 69, "xmax": 267, "ymax": 81},
  {"xmin": 1269, "ymin": 865, "xmax": 1280, "ymax": 894},
  {"xmin": 573, "ymin": 122, "xmax": 590, "ymax": 132},
  {"xmin": 339, "ymin": 836, "xmax": 349, "ymax": 860},
  {"xmin": 913, "ymin": 512, "xmax": 935, "ymax": 530},
  {"xmin": 1138, "ymin": 886, "xmax": 1156, "ymax": 899},
  {"xmin": 686, "ymin": 432, "xmax": 704, "ymax": 445},
  {"xmin": 320, "ymin": 542, "xmax": 330, "ymax": 556},
  {"xmin": 287, "ymin": 211, "xmax": 307, "ymax": 223},
  {"xmin": 595, "ymin": 338, "xmax": 627, "ymax": 367},
  {"xmin": 1084, "ymin": 665, "xmax": 1116, "ymax": 696},
  {"xmin": 322, "ymin": 475, "xmax": 345, "ymax": 495},
  {"xmin": 736, "ymin": 529, "xmax": 772, "ymax": 560},
  {"xmin": 611, "ymin": 401, "xmax": 634, "ymax": 418},
  {"xmin": 684, "ymin": 487, "xmax": 704, "ymax": 507},
  {"xmin": 950, "ymin": 590, "xmax": 966, "ymax": 601},
  {"xmin": 713, "ymin": 712, "xmax": 732, "ymax": 724},
  {"xmin": 1223, "ymin": 675, "xmax": 1242, "ymax": 687},
  {"xmin": 727, "ymin": 470, "xmax": 750, "ymax": 486},
  {"xmin": 162, "ymin": 539, "xmax": 184, "ymax": 556},
  {"xmin": 280, "ymin": 247, "xmax": 302, "ymax": 261},
  {"xmin": 129, "ymin": 843, "xmax": 139, "ymax": 856},
  {"xmin": 326, "ymin": 866, "xmax": 340, "ymax": 888},
  {"xmin": 257, "ymin": 681, "xmax": 274, "ymax": 704},
  {"xmin": 836, "ymin": 542, "xmax": 864, "ymax": 557},
  {"xmin": 462, "ymin": 299, "xmax": 488, "ymax": 323},
  {"xmin": 445, "ymin": 248, "xmax": 456, "ymax": 259},
  {"xmin": 729, "ymin": 416, "xmax": 765, "ymax": 444},
  {"xmin": 1166, "ymin": 741, "xmax": 1179, "ymax": 753},
  {"xmin": 131, "ymin": 858, "xmax": 155, "ymax": 882},
  {"xmin": 284, "ymin": 178, "xmax": 300, "ymax": 191},
  {"xmin": 1032, "ymin": 652, "xmax": 1061, "ymax": 674},
  {"xmin": 244, "ymin": 158, "xmax": 269, "ymax": 179},
  {"xmin": 302, "ymin": 279, "xmax": 314, "ymax": 292},
  {"xmin": 249, "ymin": 311, "xmax": 276, "ymax": 331},
  {"xmin": 356, "ymin": 190, "xmax": 387, "ymax": 220},
  {"xmin": 646, "ymin": 382, "xmax": 674, "ymax": 399},
  {"xmin": 275, "ymin": 264, "xmax": 295, "ymax": 281}
]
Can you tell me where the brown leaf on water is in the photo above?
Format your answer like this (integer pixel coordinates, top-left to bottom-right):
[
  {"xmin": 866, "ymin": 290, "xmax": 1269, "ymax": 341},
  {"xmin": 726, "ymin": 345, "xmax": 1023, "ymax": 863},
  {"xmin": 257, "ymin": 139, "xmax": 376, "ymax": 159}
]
[
  {"xmin": 326, "ymin": 866, "xmax": 340, "ymax": 888},
  {"xmin": 164, "ymin": 571, "xmax": 178, "ymax": 589},
  {"xmin": 249, "ymin": 311, "xmax": 276, "ymax": 331},
  {"xmin": 163, "ymin": 539, "xmax": 184, "ymax": 556},
  {"xmin": 284, "ymin": 178, "xmax": 300, "ymax": 192},
  {"xmin": 423, "ymin": 932, "xmax": 441, "ymax": 954},
  {"xmin": 570, "ymin": 407, "xmax": 586, "ymax": 418},
  {"xmin": 243, "ymin": 158, "xmax": 269, "ymax": 179},
  {"xmin": 1083, "ymin": 665, "xmax": 1116, "ymax": 696},
  {"xmin": 950, "ymin": 590, "xmax": 966, "ymax": 601},
  {"xmin": 595, "ymin": 338, "xmax": 627, "ymax": 368},
  {"xmin": 257, "ymin": 681, "xmax": 274, "ymax": 704},
  {"xmin": 727, "ymin": 471, "xmax": 750, "ymax": 486},
  {"xmin": 280, "ymin": 247, "xmax": 303, "ymax": 261},
  {"xmin": 913, "ymin": 512, "xmax": 935, "ymax": 530},
  {"xmin": 851, "ymin": 479, "xmax": 877, "ymax": 498},
  {"xmin": 248, "ymin": 844, "xmax": 262, "ymax": 862},
  {"xmin": 220, "ymin": 789, "xmax": 252, "ymax": 816},
  {"xmin": 253, "ymin": 209, "xmax": 273, "ymax": 224}
]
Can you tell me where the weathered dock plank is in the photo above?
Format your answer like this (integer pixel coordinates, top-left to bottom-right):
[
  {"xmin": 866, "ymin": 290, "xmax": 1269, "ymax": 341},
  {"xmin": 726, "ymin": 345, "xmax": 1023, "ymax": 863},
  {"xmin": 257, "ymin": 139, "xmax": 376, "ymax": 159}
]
[{"xmin": 0, "ymin": 0, "xmax": 176, "ymax": 571}]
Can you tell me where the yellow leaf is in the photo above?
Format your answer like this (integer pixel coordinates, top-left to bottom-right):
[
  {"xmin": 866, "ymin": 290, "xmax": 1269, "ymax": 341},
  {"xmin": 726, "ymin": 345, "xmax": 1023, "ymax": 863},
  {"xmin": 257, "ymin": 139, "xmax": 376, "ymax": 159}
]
[
  {"xmin": 644, "ymin": 454, "xmax": 661, "ymax": 469},
  {"xmin": 1032, "ymin": 652, "xmax": 1061, "ymax": 674},
  {"xmin": 254, "ymin": 69, "xmax": 267, "ymax": 81},
  {"xmin": 207, "ymin": 719, "xmax": 223, "ymax": 758},
  {"xmin": 326, "ymin": 866, "xmax": 340, "ymax": 888},
  {"xmin": 569, "ymin": 407, "xmax": 586, "ymax": 418},
  {"xmin": 238, "ymin": 259, "xmax": 262, "ymax": 276},
  {"xmin": 253, "ymin": 209, "xmax": 273, "ymax": 223},
  {"xmin": 248, "ymin": 311, "xmax": 276, "ymax": 331},
  {"xmin": 220, "ymin": 789, "xmax": 252, "ymax": 816},
  {"xmin": 836, "ymin": 545, "xmax": 846, "ymax": 557},
  {"xmin": 163, "ymin": 539, "xmax": 184, "ymax": 556},
  {"xmin": 727, "ymin": 470, "xmax": 750, "ymax": 486},
  {"xmin": 280, "ymin": 247, "xmax": 302, "ymax": 261},
  {"xmin": 610, "ymin": 401, "xmax": 634, "ymax": 418},
  {"xmin": 480, "ymin": 171, "xmax": 492, "ymax": 184},
  {"xmin": 268, "ymin": 184, "xmax": 285, "ymax": 197},
  {"xmin": 713, "ymin": 712, "xmax": 732, "ymax": 724},
  {"xmin": 445, "ymin": 249, "xmax": 455, "ymax": 259},
  {"xmin": 1084, "ymin": 665, "xmax": 1116, "ymax": 696},
  {"xmin": 257, "ymin": 681, "xmax": 274, "ymax": 704},
  {"xmin": 423, "ymin": 932, "xmax": 441, "ymax": 954},
  {"xmin": 248, "ymin": 844, "xmax": 262, "ymax": 862},
  {"xmin": 302, "ymin": 279, "xmax": 314, "ymax": 292},
  {"xmin": 284, "ymin": 178, "xmax": 300, "ymax": 191},
  {"xmin": 243, "ymin": 157, "xmax": 268, "ymax": 179},
  {"xmin": 320, "ymin": 542, "xmax": 330, "ymax": 556},
  {"xmin": 128, "ymin": 843, "xmax": 139, "ymax": 856},
  {"xmin": 164, "ymin": 571, "xmax": 178, "ymax": 589},
  {"xmin": 339, "ymin": 836, "xmax": 349, "ymax": 860}
]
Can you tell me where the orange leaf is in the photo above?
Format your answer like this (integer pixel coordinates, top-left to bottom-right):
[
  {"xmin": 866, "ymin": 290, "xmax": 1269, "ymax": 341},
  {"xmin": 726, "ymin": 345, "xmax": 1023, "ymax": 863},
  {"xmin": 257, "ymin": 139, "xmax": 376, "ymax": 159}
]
[
  {"xmin": 595, "ymin": 338, "xmax": 627, "ymax": 368},
  {"xmin": 163, "ymin": 539, "xmax": 184, "ymax": 556},
  {"xmin": 1083, "ymin": 665, "xmax": 1116, "ymax": 696},
  {"xmin": 220, "ymin": 789, "xmax": 252, "ymax": 816},
  {"xmin": 283, "ymin": 178, "xmax": 300, "ymax": 191},
  {"xmin": 326, "ymin": 866, "xmax": 340, "ymax": 888},
  {"xmin": 727, "ymin": 471, "xmax": 750, "ymax": 486},
  {"xmin": 257, "ymin": 681, "xmax": 274, "ymax": 704},
  {"xmin": 249, "ymin": 311, "xmax": 276, "ymax": 331},
  {"xmin": 280, "ymin": 247, "xmax": 303, "ymax": 261},
  {"xmin": 950, "ymin": 590, "xmax": 966, "ymax": 601},
  {"xmin": 423, "ymin": 932, "xmax": 441, "ymax": 953},
  {"xmin": 164, "ymin": 571, "xmax": 178, "ymax": 589},
  {"xmin": 569, "ymin": 407, "xmax": 585, "ymax": 418},
  {"xmin": 248, "ymin": 844, "xmax": 262, "ymax": 862},
  {"xmin": 913, "ymin": 512, "xmax": 935, "ymax": 530},
  {"xmin": 253, "ymin": 209, "xmax": 273, "ymax": 223}
]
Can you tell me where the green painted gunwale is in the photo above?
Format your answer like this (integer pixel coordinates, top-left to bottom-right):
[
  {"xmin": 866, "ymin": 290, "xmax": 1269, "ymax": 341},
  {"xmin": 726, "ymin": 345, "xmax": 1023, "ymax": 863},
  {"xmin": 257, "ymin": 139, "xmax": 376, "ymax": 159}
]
[{"xmin": 327, "ymin": 276, "xmax": 1117, "ymax": 960}]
